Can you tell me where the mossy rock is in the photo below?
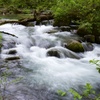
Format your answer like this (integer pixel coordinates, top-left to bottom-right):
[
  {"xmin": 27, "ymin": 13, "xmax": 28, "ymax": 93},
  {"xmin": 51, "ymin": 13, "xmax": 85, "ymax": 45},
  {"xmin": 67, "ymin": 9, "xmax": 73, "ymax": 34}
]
[
  {"xmin": 84, "ymin": 35, "xmax": 95, "ymax": 43},
  {"xmin": 77, "ymin": 22, "xmax": 92, "ymax": 37},
  {"xmin": 66, "ymin": 40, "xmax": 84, "ymax": 52},
  {"xmin": 47, "ymin": 50, "xmax": 60, "ymax": 58},
  {"xmin": 53, "ymin": 17, "xmax": 70, "ymax": 26}
]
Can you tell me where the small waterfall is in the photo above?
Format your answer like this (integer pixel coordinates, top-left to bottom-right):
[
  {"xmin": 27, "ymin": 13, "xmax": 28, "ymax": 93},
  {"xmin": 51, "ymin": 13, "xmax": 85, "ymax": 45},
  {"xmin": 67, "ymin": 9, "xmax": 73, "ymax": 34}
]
[{"xmin": 0, "ymin": 24, "xmax": 100, "ymax": 100}]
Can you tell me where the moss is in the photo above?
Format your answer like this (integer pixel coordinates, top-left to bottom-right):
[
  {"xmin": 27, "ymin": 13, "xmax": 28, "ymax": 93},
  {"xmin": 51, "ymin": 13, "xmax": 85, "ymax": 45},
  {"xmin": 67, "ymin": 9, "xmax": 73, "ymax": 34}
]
[
  {"xmin": 53, "ymin": 16, "xmax": 70, "ymax": 26},
  {"xmin": 84, "ymin": 35, "xmax": 95, "ymax": 43},
  {"xmin": 67, "ymin": 40, "xmax": 84, "ymax": 52},
  {"xmin": 77, "ymin": 22, "xmax": 92, "ymax": 36}
]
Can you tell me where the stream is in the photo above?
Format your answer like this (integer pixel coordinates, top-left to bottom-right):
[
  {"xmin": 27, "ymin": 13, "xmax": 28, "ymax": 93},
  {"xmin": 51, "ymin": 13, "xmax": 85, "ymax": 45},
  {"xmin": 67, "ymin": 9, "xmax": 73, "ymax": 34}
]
[{"xmin": 0, "ymin": 23, "xmax": 100, "ymax": 100}]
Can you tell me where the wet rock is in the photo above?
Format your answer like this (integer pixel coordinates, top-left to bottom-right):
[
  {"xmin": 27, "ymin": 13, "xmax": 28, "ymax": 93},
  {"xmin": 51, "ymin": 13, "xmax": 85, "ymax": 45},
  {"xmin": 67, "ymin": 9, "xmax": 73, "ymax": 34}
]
[
  {"xmin": 77, "ymin": 28, "xmax": 90, "ymax": 36},
  {"xmin": 8, "ymin": 50, "xmax": 17, "ymax": 54},
  {"xmin": 77, "ymin": 25, "xmax": 91, "ymax": 37},
  {"xmin": 60, "ymin": 26, "xmax": 70, "ymax": 32},
  {"xmin": 65, "ymin": 40, "xmax": 84, "ymax": 52},
  {"xmin": 84, "ymin": 35, "xmax": 95, "ymax": 43},
  {"xmin": 82, "ymin": 42, "xmax": 94, "ymax": 51},
  {"xmin": 3, "ymin": 41, "xmax": 16, "ymax": 49},
  {"xmin": 53, "ymin": 17, "xmax": 70, "ymax": 27},
  {"xmin": 47, "ymin": 47, "xmax": 81, "ymax": 59},
  {"xmin": 47, "ymin": 50, "xmax": 60, "ymax": 58},
  {"xmin": 47, "ymin": 30, "xmax": 58, "ymax": 34},
  {"xmin": 5, "ymin": 56, "xmax": 20, "ymax": 61}
]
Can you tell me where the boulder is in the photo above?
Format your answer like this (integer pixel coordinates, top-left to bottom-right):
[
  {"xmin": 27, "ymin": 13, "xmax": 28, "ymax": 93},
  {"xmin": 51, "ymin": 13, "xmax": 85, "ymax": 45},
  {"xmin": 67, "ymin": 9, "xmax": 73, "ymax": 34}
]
[
  {"xmin": 53, "ymin": 17, "xmax": 70, "ymax": 27},
  {"xmin": 60, "ymin": 26, "xmax": 70, "ymax": 32},
  {"xmin": 66, "ymin": 40, "xmax": 84, "ymax": 52},
  {"xmin": 77, "ymin": 23, "xmax": 92, "ymax": 37},
  {"xmin": 84, "ymin": 35, "xmax": 95, "ymax": 43},
  {"xmin": 82, "ymin": 42, "xmax": 94, "ymax": 51},
  {"xmin": 8, "ymin": 50, "xmax": 17, "ymax": 54},
  {"xmin": 77, "ymin": 27, "xmax": 90, "ymax": 37},
  {"xmin": 47, "ymin": 30, "xmax": 58, "ymax": 34},
  {"xmin": 47, "ymin": 47, "xmax": 81, "ymax": 59},
  {"xmin": 47, "ymin": 50, "xmax": 60, "ymax": 58}
]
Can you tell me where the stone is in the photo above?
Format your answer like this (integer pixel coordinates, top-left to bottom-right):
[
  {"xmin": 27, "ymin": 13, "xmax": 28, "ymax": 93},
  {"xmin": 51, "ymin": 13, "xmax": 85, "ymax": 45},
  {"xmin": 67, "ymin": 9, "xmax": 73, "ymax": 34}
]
[
  {"xmin": 47, "ymin": 50, "xmax": 60, "ymax": 58},
  {"xmin": 5, "ymin": 56, "xmax": 20, "ymax": 61},
  {"xmin": 84, "ymin": 35, "xmax": 95, "ymax": 43},
  {"xmin": 8, "ymin": 50, "xmax": 17, "ymax": 54},
  {"xmin": 47, "ymin": 47, "xmax": 81, "ymax": 59},
  {"xmin": 82, "ymin": 42, "xmax": 94, "ymax": 51},
  {"xmin": 66, "ymin": 40, "xmax": 84, "ymax": 52},
  {"xmin": 60, "ymin": 26, "xmax": 70, "ymax": 32}
]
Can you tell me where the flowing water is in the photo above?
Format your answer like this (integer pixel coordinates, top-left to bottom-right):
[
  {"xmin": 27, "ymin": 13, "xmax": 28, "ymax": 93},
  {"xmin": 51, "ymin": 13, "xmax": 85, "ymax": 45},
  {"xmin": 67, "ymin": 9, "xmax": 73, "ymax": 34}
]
[{"xmin": 0, "ymin": 24, "xmax": 100, "ymax": 100}]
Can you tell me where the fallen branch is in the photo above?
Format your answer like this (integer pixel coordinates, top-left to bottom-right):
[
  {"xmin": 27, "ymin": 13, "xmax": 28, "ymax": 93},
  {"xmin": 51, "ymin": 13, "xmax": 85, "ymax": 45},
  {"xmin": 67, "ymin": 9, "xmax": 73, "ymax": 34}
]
[{"xmin": 0, "ymin": 31, "xmax": 18, "ymax": 38}]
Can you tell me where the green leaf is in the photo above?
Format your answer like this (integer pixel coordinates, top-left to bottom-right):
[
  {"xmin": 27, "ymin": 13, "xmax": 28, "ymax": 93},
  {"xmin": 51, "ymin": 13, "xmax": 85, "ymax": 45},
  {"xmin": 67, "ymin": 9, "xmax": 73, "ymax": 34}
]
[
  {"xmin": 69, "ymin": 89, "xmax": 82, "ymax": 100},
  {"xmin": 57, "ymin": 90, "xmax": 67, "ymax": 97}
]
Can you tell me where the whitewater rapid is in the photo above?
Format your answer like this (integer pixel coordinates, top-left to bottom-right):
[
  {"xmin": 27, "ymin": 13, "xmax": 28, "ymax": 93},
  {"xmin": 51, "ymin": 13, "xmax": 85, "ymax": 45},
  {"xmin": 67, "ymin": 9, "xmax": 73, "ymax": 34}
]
[{"xmin": 0, "ymin": 24, "xmax": 100, "ymax": 99}]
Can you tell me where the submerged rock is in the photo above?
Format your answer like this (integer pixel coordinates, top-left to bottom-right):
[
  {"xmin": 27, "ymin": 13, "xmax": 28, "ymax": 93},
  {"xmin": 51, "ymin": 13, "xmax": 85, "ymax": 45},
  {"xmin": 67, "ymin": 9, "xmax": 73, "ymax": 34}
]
[
  {"xmin": 5, "ymin": 56, "xmax": 20, "ymax": 61},
  {"xmin": 47, "ymin": 50, "xmax": 60, "ymax": 58},
  {"xmin": 47, "ymin": 30, "xmax": 58, "ymax": 34},
  {"xmin": 82, "ymin": 42, "xmax": 94, "ymax": 51},
  {"xmin": 3, "ymin": 41, "xmax": 16, "ymax": 49},
  {"xmin": 47, "ymin": 47, "xmax": 81, "ymax": 59}
]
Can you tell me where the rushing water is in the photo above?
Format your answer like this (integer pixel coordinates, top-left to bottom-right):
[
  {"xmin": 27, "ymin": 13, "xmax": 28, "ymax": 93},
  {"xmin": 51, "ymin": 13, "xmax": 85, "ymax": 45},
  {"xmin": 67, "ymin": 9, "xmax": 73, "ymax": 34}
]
[{"xmin": 0, "ymin": 24, "xmax": 100, "ymax": 100}]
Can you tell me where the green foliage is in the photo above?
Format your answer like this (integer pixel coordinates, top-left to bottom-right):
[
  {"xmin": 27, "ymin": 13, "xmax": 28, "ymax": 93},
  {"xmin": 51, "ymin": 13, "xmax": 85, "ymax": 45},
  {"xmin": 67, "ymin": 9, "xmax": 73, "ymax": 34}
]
[
  {"xmin": 83, "ymin": 83, "xmax": 95, "ymax": 97},
  {"xmin": 57, "ymin": 83, "xmax": 100, "ymax": 100},
  {"xmin": 51, "ymin": 0, "xmax": 100, "ymax": 34},
  {"xmin": 69, "ymin": 89, "xmax": 82, "ymax": 100},
  {"xmin": 57, "ymin": 90, "xmax": 67, "ymax": 96},
  {"xmin": 78, "ymin": 22, "xmax": 92, "ymax": 34},
  {"xmin": 90, "ymin": 59, "xmax": 100, "ymax": 73}
]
